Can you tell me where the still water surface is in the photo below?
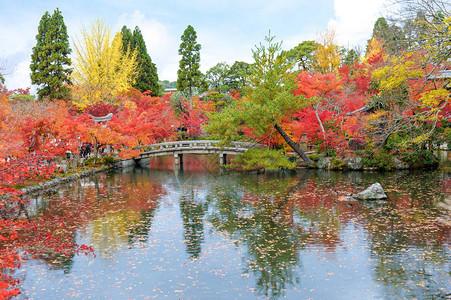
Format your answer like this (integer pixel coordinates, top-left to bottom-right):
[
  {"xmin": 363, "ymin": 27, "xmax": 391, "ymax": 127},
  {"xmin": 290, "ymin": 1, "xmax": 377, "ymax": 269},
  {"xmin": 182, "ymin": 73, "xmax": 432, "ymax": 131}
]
[{"xmin": 18, "ymin": 155, "xmax": 451, "ymax": 299}]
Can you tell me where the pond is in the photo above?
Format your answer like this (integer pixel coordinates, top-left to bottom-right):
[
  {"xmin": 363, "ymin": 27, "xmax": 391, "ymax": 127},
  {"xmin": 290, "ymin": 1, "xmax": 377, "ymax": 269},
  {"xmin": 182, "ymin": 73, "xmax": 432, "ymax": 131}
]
[{"xmin": 16, "ymin": 155, "xmax": 451, "ymax": 299}]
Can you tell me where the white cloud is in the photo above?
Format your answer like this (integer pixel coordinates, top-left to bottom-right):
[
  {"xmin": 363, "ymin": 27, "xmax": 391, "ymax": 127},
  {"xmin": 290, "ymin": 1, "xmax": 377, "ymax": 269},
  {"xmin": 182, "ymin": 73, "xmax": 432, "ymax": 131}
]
[
  {"xmin": 115, "ymin": 10, "xmax": 256, "ymax": 81},
  {"xmin": 197, "ymin": 28, "xmax": 254, "ymax": 74},
  {"xmin": 0, "ymin": 20, "xmax": 36, "ymax": 57},
  {"xmin": 329, "ymin": 0, "xmax": 388, "ymax": 49},
  {"xmin": 159, "ymin": 62, "xmax": 179, "ymax": 82},
  {"xmin": 0, "ymin": 16, "xmax": 36, "ymax": 90},
  {"xmin": 4, "ymin": 60, "xmax": 32, "ymax": 91}
]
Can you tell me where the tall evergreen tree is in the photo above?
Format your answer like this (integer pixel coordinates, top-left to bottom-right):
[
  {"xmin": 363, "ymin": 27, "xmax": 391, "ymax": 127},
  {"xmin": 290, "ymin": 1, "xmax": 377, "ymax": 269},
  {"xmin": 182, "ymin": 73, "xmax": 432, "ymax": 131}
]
[
  {"xmin": 121, "ymin": 26, "xmax": 161, "ymax": 96},
  {"xmin": 30, "ymin": 8, "xmax": 72, "ymax": 100},
  {"xmin": 121, "ymin": 26, "xmax": 133, "ymax": 51},
  {"xmin": 177, "ymin": 25, "xmax": 205, "ymax": 97},
  {"xmin": 369, "ymin": 17, "xmax": 407, "ymax": 54},
  {"xmin": 342, "ymin": 48, "xmax": 361, "ymax": 66}
]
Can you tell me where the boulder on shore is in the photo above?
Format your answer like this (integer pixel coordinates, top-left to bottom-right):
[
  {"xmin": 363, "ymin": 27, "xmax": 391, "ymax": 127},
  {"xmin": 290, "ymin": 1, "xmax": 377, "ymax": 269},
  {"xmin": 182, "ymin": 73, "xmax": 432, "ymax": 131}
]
[
  {"xmin": 393, "ymin": 157, "xmax": 409, "ymax": 170},
  {"xmin": 317, "ymin": 157, "xmax": 331, "ymax": 169},
  {"xmin": 437, "ymin": 195, "xmax": 451, "ymax": 211},
  {"xmin": 352, "ymin": 183, "xmax": 388, "ymax": 200},
  {"xmin": 345, "ymin": 157, "xmax": 363, "ymax": 170}
]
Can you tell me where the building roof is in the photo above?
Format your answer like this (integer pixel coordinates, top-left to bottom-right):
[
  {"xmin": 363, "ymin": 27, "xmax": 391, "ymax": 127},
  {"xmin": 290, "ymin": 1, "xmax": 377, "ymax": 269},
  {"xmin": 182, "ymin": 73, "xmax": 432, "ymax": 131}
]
[{"xmin": 429, "ymin": 70, "xmax": 451, "ymax": 80}]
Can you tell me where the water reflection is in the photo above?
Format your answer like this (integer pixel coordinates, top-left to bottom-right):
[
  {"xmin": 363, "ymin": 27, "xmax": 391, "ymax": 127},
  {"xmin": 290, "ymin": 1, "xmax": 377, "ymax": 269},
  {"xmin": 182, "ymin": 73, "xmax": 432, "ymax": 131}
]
[
  {"xmin": 180, "ymin": 189, "xmax": 208, "ymax": 258},
  {"xmin": 127, "ymin": 208, "xmax": 156, "ymax": 245},
  {"xmin": 237, "ymin": 198, "xmax": 301, "ymax": 298},
  {"xmin": 362, "ymin": 206, "xmax": 451, "ymax": 298},
  {"xmin": 17, "ymin": 167, "xmax": 451, "ymax": 299},
  {"xmin": 208, "ymin": 176, "xmax": 303, "ymax": 298}
]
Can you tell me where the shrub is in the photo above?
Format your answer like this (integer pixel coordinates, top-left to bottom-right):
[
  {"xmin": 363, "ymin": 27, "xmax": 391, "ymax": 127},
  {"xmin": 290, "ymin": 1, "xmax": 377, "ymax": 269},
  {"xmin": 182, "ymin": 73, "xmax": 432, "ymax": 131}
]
[
  {"xmin": 399, "ymin": 149, "xmax": 439, "ymax": 169},
  {"xmin": 330, "ymin": 157, "xmax": 346, "ymax": 170},
  {"xmin": 83, "ymin": 157, "xmax": 97, "ymax": 166},
  {"xmin": 101, "ymin": 156, "xmax": 115, "ymax": 166},
  {"xmin": 362, "ymin": 151, "xmax": 395, "ymax": 170},
  {"xmin": 308, "ymin": 153, "xmax": 325, "ymax": 162},
  {"xmin": 227, "ymin": 149, "xmax": 296, "ymax": 171}
]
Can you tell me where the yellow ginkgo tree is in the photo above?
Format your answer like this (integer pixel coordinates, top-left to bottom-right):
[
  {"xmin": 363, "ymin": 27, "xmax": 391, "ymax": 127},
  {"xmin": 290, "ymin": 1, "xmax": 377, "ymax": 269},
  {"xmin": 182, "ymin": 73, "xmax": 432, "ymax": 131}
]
[
  {"xmin": 368, "ymin": 48, "xmax": 450, "ymax": 149},
  {"xmin": 71, "ymin": 20, "xmax": 137, "ymax": 108},
  {"xmin": 312, "ymin": 28, "xmax": 342, "ymax": 74}
]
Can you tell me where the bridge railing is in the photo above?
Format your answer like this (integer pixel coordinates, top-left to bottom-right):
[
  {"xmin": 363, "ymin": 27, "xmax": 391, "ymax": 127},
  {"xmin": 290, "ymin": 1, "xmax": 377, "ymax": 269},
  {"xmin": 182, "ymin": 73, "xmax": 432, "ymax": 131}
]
[{"xmin": 135, "ymin": 140, "xmax": 262, "ymax": 154}]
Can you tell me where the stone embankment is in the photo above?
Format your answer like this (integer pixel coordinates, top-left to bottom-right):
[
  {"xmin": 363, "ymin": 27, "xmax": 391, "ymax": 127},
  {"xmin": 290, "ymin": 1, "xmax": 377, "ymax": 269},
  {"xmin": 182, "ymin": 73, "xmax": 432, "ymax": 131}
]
[
  {"xmin": 19, "ymin": 166, "xmax": 111, "ymax": 195},
  {"xmin": 1, "ymin": 158, "xmax": 133, "ymax": 199}
]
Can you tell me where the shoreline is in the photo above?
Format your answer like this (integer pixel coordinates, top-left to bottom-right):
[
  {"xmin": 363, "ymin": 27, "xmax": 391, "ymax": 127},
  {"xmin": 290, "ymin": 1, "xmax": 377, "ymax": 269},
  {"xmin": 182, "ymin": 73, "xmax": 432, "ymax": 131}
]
[
  {"xmin": 1, "ymin": 165, "xmax": 113, "ymax": 200},
  {"xmin": 2, "ymin": 151, "xmax": 449, "ymax": 200}
]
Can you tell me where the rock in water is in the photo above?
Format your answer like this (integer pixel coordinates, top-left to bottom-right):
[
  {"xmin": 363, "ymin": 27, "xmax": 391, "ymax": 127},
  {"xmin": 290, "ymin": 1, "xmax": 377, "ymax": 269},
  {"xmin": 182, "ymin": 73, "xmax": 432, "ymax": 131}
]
[{"xmin": 352, "ymin": 183, "xmax": 387, "ymax": 200}]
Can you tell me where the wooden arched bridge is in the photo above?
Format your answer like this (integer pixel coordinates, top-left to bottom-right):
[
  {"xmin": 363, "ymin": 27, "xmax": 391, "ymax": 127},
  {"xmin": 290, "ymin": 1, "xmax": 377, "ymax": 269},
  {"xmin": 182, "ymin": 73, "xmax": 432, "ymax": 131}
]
[{"xmin": 134, "ymin": 140, "xmax": 262, "ymax": 168}]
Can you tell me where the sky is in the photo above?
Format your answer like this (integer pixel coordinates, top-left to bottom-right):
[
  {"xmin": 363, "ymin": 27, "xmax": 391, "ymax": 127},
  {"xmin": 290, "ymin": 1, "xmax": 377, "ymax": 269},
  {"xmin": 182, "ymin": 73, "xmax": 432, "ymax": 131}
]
[{"xmin": 0, "ymin": 0, "xmax": 389, "ymax": 92}]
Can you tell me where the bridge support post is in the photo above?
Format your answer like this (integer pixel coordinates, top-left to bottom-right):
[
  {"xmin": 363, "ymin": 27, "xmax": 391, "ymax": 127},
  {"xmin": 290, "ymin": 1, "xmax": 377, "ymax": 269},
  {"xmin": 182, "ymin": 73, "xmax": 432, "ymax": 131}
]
[
  {"xmin": 219, "ymin": 153, "xmax": 227, "ymax": 166},
  {"xmin": 174, "ymin": 153, "xmax": 183, "ymax": 169},
  {"xmin": 137, "ymin": 157, "xmax": 150, "ymax": 168}
]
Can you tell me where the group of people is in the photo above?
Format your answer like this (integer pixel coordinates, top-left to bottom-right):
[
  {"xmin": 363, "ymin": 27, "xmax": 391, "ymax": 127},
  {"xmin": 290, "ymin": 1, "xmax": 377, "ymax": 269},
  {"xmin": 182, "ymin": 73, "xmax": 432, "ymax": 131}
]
[{"xmin": 79, "ymin": 142, "xmax": 93, "ymax": 158}]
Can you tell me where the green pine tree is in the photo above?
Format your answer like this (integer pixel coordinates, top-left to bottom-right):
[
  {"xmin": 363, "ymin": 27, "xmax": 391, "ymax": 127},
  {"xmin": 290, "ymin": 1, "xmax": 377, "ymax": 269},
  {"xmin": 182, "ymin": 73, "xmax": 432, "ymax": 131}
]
[
  {"xmin": 121, "ymin": 26, "xmax": 134, "ymax": 54},
  {"xmin": 368, "ymin": 17, "xmax": 407, "ymax": 55},
  {"xmin": 342, "ymin": 48, "xmax": 360, "ymax": 66},
  {"xmin": 282, "ymin": 41, "xmax": 317, "ymax": 71},
  {"xmin": 121, "ymin": 26, "xmax": 161, "ymax": 96},
  {"xmin": 206, "ymin": 34, "xmax": 314, "ymax": 166},
  {"xmin": 177, "ymin": 25, "xmax": 205, "ymax": 97},
  {"xmin": 30, "ymin": 8, "xmax": 72, "ymax": 100}
]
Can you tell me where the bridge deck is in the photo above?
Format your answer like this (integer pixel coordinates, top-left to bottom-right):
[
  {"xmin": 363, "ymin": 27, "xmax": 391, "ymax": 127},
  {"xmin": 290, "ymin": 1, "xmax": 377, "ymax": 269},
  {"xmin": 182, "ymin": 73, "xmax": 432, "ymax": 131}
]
[{"xmin": 136, "ymin": 140, "xmax": 262, "ymax": 158}]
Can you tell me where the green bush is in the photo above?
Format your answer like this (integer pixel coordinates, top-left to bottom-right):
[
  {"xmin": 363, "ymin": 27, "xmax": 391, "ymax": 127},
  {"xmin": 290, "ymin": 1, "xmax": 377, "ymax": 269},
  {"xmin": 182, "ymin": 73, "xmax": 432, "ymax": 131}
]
[
  {"xmin": 400, "ymin": 149, "xmax": 439, "ymax": 169},
  {"xmin": 356, "ymin": 149, "xmax": 373, "ymax": 157},
  {"xmin": 288, "ymin": 155, "xmax": 298, "ymax": 163},
  {"xmin": 83, "ymin": 157, "xmax": 97, "ymax": 166},
  {"xmin": 308, "ymin": 153, "xmax": 325, "ymax": 162},
  {"xmin": 101, "ymin": 156, "xmax": 116, "ymax": 166},
  {"xmin": 227, "ymin": 149, "xmax": 296, "ymax": 171},
  {"xmin": 362, "ymin": 151, "xmax": 395, "ymax": 170},
  {"xmin": 314, "ymin": 143, "xmax": 336, "ymax": 157},
  {"xmin": 330, "ymin": 157, "xmax": 346, "ymax": 170}
]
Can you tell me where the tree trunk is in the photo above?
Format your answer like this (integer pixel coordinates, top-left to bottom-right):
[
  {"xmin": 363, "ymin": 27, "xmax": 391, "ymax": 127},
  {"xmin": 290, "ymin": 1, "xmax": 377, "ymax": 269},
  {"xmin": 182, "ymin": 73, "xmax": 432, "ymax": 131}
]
[
  {"xmin": 274, "ymin": 123, "xmax": 314, "ymax": 166},
  {"xmin": 94, "ymin": 137, "xmax": 98, "ymax": 164},
  {"xmin": 313, "ymin": 104, "xmax": 325, "ymax": 134}
]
